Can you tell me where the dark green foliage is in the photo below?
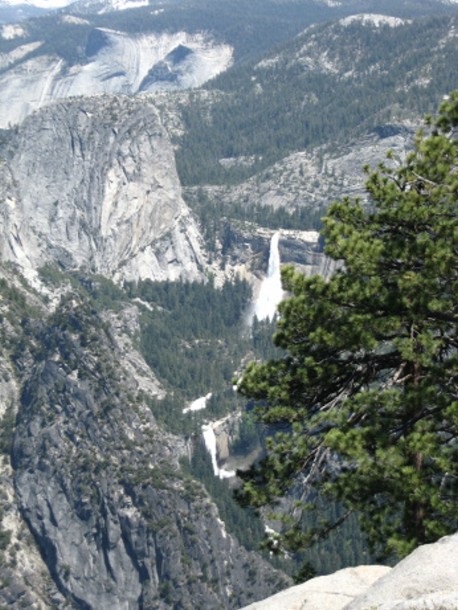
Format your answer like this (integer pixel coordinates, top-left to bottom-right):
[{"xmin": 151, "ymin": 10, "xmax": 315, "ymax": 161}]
[
  {"xmin": 236, "ymin": 93, "xmax": 458, "ymax": 560},
  {"xmin": 0, "ymin": 278, "xmax": 27, "ymax": 311},
  {"xmin": 146, "ymin": 390, "xmax": 246, "ymax": 436},
  {"xmin": 230, "ymin": 412, "xmax": 264, "ymax": 457},
  {"xmin": 182, "ymin": 440, "xmax": 266, "ymax": 552},
  {"xmin": 250, "ymin": 318, "xmax": 284, "ymax": 361},
  {"xmin": 37, "ymin": 264, "xmax": 68, "ymax": 287},
  {"xmin": 147, "ymin": 393, "xmax": 196, "ymax": 436},
  {"xmin": 291, "ymin": 498, "xmax": 371, "ymax": 579},
  {"xmin": 38, "ymin": 267, "xmax": 128, "ymax": 313},
  {"xmin": 185, "ymin": 190, "xmax": 325, "ymax": 253},
  {"xmin": 175, "ymin": 15, "xmax": 458, "ymax": 186},
  {"xmin": 0, "ymin": 402, "xmax": 15, "ymax": 456},
  {"xmin": 129, "ymin": 277, "xmax": 251, "ymax": 339},
  {"xmin": 0, "ymin": 275, "xmax": 41, "ymax": 349},
  {"xmin": 0, "ymin": 528, "xmax": 11, "ymax": 551},
  {"xmin": 78, "ymin": 275, "xmax": 127, "ymax": 311},
  {"xmin": 124, "ymin": 278, "xmax": 252, "ymax": 431}
]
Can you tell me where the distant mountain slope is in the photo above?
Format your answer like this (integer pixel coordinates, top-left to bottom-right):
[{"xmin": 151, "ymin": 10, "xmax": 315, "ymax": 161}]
[
  {"xmin": 0, "ymin": 26, "xmax": 232, "ymax": 126},
  {"xmin": 172, "ymin": 13, "xmax": 458, "ymax": 186},
  {"xmin": 184, "ymin": 123, "xmax": 415, "ymax": 220},
  {"xmin": 1, "ymin": 0, "xmax": 457, "ymax": 124},
  {"xmin": 0, "ymin": 0, "xmax": 65, "ymax": 23}
]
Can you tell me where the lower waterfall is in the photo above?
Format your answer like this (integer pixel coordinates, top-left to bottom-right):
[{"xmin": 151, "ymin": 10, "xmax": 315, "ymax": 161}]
[{"xmin": 202, "ymin": 421, "xmax": 236, "ymax": 479}]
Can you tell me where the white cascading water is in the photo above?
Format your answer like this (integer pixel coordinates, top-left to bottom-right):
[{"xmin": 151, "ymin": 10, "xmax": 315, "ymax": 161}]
[
  {"xmin": 202, "ymin": 422, "xmax": 235, "ymax": 480},
  {"xmin": 182, "ymin": 392, "xmax": 212, "ymax": 414},
  {"xmin": 252, "ymin": 231, "xmax": 284, "ymax": 323},
  {"xmin": 201, "ymin": 233, "xmax": 284, "ymax": 477}
]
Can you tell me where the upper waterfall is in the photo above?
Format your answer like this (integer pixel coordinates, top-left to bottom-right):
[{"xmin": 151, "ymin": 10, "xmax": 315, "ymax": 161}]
[{"xmin": 252, "ymin": 232, "xmax": 284, "ymax": 323}]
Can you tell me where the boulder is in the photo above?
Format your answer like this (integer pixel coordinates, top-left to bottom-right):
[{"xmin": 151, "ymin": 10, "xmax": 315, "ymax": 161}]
[
  {"xmin": 240, "ymin": 533, "xmax": 458, "ymax": 610},
  {"xmin": 239, "ymin": 565, "xmax": 390, "ymax": 610},
  {"xmin": 344, "ymin": 533, "xmax": 458, "ymax": 610}
]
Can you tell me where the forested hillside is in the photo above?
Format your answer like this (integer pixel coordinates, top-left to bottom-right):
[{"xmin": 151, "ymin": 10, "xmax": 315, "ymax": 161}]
[
  {"xmin": 17, "ymin": 0, "xmax": 454, "ymax": 64},
  {"xmin": 174, "ymin": 14, "xmax": 458, "ymax": 185}
]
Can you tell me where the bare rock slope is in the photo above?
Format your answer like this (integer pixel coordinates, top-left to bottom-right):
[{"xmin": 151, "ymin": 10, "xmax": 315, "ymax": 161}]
[
  {"xmin": 0, "ymin": 28, "xmax": 233, "ymax": 127},
  {"xmin": 239, "ymin": 532, "xmax": 458, "ymax": 610},
  {"xmin": 345, "ymin": 532, "xmax": 458, "ymax": 610},
  {"xmin": 0, "ymin": 95, "xmax": 207, "ymax": 284},
  {"xmin": 0, "ymin": 264, "xmax": 288, "ymax": 609},
  {"xmin": 239, "ymin": 566, "xmax": 391, "ymax": 610}
]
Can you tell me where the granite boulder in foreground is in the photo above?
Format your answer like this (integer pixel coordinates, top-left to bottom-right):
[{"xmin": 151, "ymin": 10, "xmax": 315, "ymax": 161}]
[
  {"xmin": 345, "ymin": 533, "xmax": 458, "ymax": 610},
  {"xmin": 240, "ymin": 532, "xmax": 458, "ymax": 610},
  {"xmin": 238, "ymin": 565, "xmax": 390, "ymax": 610}
]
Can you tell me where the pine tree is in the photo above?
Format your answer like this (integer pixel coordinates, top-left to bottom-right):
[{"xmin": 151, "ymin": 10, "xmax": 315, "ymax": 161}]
[{"xmin": 236, "ymin": 92, "xmax": 458, "ymax": 560}]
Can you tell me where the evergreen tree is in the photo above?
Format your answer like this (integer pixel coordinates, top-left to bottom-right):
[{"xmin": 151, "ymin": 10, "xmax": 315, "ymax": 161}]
[{"xmin": 236, "ymin": 92, "xmax": 458, "ymax": 560}]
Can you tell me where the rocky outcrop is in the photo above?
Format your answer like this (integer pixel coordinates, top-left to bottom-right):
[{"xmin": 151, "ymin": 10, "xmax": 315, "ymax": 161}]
[
  {"xmin": 239, "ymin": 532, "xmax": 458, "ymax": 610},
  {"xmin": 344, "ymin": 533, "xmax": 458, "ymax": 610},
  {"xmin": 204, "ymin": 223, "xmax": 335, "ymax": 288},
  {"xmin": 0, "ymin": 350, "xmax": 68, "ymax": 609},
  {"xmin": 0, "ymin": 95, "xmax": 207, "ymax": 285},
  {"xmin": 239, "ymin": 565, "xmax": 391, "ymax": 610},
  {"xmin": 0, "ymin": 265, "xmax": 288, "ymax": 609},
  {"xmin": 191, "ymin": 127, "xmax": 413, "ymax": 217}
]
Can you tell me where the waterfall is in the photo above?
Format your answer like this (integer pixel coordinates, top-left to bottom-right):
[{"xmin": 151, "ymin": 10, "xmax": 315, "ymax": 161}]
[
  {"xmin": 202, "ymin": 422, "xmax": 235, "ymax": 479},
  {"xmin": 252, "ymin": 231, "xmax": 284, "ymax": 323},
  {"xmin": 182, "ymin": 392, "xmax": 212, "ymax": 414}
]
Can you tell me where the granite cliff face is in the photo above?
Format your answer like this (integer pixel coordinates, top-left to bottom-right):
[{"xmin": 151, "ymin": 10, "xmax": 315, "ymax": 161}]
[
  {"xmin": 0, "ymin": 28, "xmax": 233, "ymax": 128},
  {"xmin": 0, "ymin": 95, "xmax": 206, "ymax": 285},
  {"xmin": 0, "ymin": 266, "xmax": 289, "ymax": 609},
  {"xmin": 0, "ymin": 92, "xmax": 333, "ymax": 292}
]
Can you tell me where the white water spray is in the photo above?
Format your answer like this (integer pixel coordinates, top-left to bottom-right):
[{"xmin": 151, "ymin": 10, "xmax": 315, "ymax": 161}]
[
  {"xmin": 252, "ymin": 231, "xmax": 284, "ymax": 323},
  {"xmin": 182, "ymin": 392, "xmax": 212, "ymax": 414},
  {"xmin": 202, "ymin": 422, "xmax": 236, "ymax": 480}
]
